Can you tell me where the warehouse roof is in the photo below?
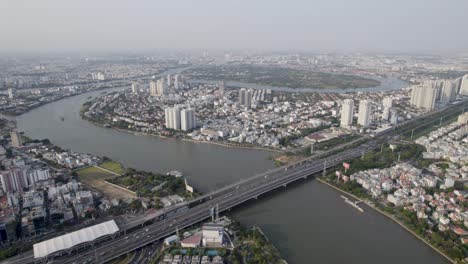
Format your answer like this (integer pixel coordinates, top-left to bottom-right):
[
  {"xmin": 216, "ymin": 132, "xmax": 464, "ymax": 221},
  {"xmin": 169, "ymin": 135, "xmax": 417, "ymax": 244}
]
[{"xmin": 33, "ymin": 220, "xmax": 119, "ymax": 259}]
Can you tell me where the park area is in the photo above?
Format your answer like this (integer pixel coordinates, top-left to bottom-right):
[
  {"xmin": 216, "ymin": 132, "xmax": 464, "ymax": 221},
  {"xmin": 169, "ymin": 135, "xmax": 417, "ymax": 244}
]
[{"xmin": 75, "ymin": 161, "xmax": 136, "ymax": 200}]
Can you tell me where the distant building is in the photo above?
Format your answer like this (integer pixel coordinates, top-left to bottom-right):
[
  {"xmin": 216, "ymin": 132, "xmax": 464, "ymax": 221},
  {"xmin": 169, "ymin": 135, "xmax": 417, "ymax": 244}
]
[
  {"xmin": 357, "ymin": 100, "xmax": 372, "ymax": 128},
  {"xmin": 156, "ymin": 78, "xmax": 167, "ymax": 95},
  {"xmin": 10, "ymin": 130, "xmax": 22, "ymax": 148},
  {"xmin": 131, "ymin": 82, "xmax": 139, "ymax": 94},
  {"xmin": 460, "ymin": 74, "xmax": 468, "ymax": 96},
  {"xmin": 218, "ymin": 80, "xmax": 225, "ymax": 96},
  {"xmin": 382, "ymin": 97, "xmax": 392, "ymax": 120},
  {"xmin": 410, "ymin": 83, "xmax": 437, "ymax": 111},
  {"xmin": 180, "ymin": 108, "xmax": 196, "ymax": 131},
  {"xmin": 440, "ymin": 80, "xmax": 457, "ymax": 104},
  {"xmin": 0, "ymin": 167, "xmax": 27, "ymax": 193},
  {"xmin": 340, "ymin": 99, "xmax": 354, "ymax": 128},
  {"xmin": 149, "ymin": 80, "xmax": 157, "ymax": 96},
  {"xmin": 7, "ymin": 88, "xmax": 15, "ymax": 99},
  {"xmin": 167, "ymin": 74, "xmax": 172, "ymax": 88},
  {"xmin": 390, "ymin": 108, "xmax": 398, "ymax": 125},
  {"xmin": 239, "ymin": 88, "xmax": 252, "ymax": 109},
  {"xmin": 174, "ymin": 75, "xmax": 184, "ymax": 90},
  {"xmin": 164, "ymin": 106, "xmax": 181, "ymax": 130},
  {"xmin": 91, "ymin": 72, "xmax": 105, "ymax": 81}
]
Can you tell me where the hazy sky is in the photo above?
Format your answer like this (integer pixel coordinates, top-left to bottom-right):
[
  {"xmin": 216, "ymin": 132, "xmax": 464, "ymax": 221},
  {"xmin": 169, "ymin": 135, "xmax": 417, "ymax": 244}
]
[{"xmin": 1, "ymin": 0, "xmax": 468, "ymax": 54}]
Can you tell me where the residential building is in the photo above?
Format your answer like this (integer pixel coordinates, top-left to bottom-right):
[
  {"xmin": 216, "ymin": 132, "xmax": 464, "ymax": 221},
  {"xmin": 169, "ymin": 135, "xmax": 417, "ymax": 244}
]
[
  {"xmin": 410, "ymin": 84, "xmax": 437, "ymax": 110},
  {"xmin": 340, "ymin": 99, "xmax": 354, "ymax": 128},
  {"xmin": 181, "ymin": 108, "xmax": 196, "ymax": 131},
  {"xmin": 358, "ymin": 100, "xmax": 372, "ymax": 127},
  {"xmin": 460, "ymin": 74, "xmax": 468, "ymax": 96},
  {"xmin": 149, "ymin": 80, "xmax": 157, "ymax": 96},
  {"xmin": 440, "ymin": 80, "xmax": 457, "ymax": 104}
]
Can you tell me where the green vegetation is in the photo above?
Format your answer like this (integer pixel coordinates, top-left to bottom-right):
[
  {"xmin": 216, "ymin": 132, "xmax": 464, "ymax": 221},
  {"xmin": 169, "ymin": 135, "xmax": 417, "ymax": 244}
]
[
  {"xmin": 228, "ymin": 221, "xmax": 284, "ymax": 264},
  {"xmin": 98, "ymin": 161, "xmax": 126, "ymax": 175},
  {"xmin": 108, "ymin": 168, "xmax": 189, "ymax": 199},
  {"xmin": 0, "ymin": 245, "xmax": 32, "ymax": 261},
  {"xmin": 184, "ymin": 65, "xmax": 380, "ymax": 89}
]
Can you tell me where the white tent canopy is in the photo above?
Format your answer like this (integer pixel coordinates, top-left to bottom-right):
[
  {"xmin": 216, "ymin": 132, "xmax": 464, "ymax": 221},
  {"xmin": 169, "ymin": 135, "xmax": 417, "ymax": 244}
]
[{"xmin": 33, "ymin": 220, "xmax": 119, "ymax": 259}]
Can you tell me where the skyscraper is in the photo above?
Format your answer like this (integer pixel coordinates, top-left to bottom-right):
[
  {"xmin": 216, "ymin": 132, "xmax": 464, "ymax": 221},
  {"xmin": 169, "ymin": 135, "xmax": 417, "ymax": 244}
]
[
  {"xmin": 156, "ymin": 78, "xmax": 167, "ymax": 96},
  {"xmin": 239, "ymin": 88, "xmax": 246, "ymax": 105},
  {"xmin": 218, "ymin": 80, "xmax": 225, "ymax": 96},
  {"xmin": 7, "ymin": 88, "xmax": 15, "ymax": 99},
  {"xmin": 149, "ymin": 80, "xmax": 158, "ymax": 96},
  {"xmin": 165, "ymin": 106, "xmax": 195, "ymax": 131},
  {"xmin": 410, "ymin": 84, "xmax": 437, "ymax": 111},
  {"xmin": 340, "ymin": 99, "xmax": 354, "ymax": 128},
  {"xmin": 181, "ymin": 108, "xmax": 196, "ymax": 131},
  {"xmin": 174, "ymin": 75, "xmax": 184, "ymax": 90},
  {"xmin": 459, "ymin": 74, "xmax": 468, "ymax": 96},
  {"xmin": 131, "ymin": 82, "xmax": 139, "ymax": 94},
  {"xmin": 382, "ymin": 97, "xmax": 392, "ymax": 120},
  {"xmin": 440, "ymin": 80, "xmax": 457, "ymax": 104},
  {"xmin": 357, "ymin": 100, "xmax": 372, "ymax": 127}
]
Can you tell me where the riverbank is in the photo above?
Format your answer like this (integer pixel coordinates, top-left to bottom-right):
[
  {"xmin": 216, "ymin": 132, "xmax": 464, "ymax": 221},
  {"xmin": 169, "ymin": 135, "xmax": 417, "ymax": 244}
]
[
  {"xmin": 316, "ymin": 178, "xmax": 457, "ymax": 264},
  {"xmin": 81, "ymin": 111, "xmax": 283, "ymax": 154}
]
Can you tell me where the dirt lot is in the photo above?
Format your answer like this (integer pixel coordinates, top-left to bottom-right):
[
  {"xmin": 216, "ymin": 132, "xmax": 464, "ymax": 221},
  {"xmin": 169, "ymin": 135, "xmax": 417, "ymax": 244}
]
[{"xmin": 76, "ymin": 166, "xmax": 136, "ymax": 200}]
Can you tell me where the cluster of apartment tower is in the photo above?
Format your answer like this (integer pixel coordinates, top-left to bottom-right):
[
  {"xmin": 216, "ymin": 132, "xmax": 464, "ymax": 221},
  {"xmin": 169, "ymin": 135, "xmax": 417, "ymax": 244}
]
[
  {"xmin": 164, "ymin": 106, "xmax": 196, "ymax": 131},
  {"xmin": 410, "ymin": 74, "xmax": 468, "ymax": 111},
  {"xmin": 340, "ymin": 98, "xmax": 388, "ymax": 128}
]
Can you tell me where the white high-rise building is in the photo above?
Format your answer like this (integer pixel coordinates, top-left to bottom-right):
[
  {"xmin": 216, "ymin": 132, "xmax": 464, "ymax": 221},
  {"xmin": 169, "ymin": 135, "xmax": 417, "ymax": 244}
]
[
  {"xmin": 340, "ymin": 99, "xmax": 354, "ymax": 128},
  {"xmin": 7, "ymin": 88, "xmax": 15, "ymax": 99},
  {"xmin": 181, "ymin": 108, "xmax": 196, "ymax": 131},
  {"xmin": 459, "ymin": 74, "xmax": 468, "ymax": 96},
  {"xmin": 174, "ymin": 75, "xmax": 184, "ymax": 90},
  {"xmin": 149, "ymin": 80, "xmax": 158, "ymax": 96},
  {"xmin": 410, "ymin": 84, "xmax": 437, "ymax": 111},
  {"xmin": 131, "ymin": 82, "xmax": 139, "ymax": 94},
  {"xmin": 157, "ymin": 78, "xmax": 167, "ymax": 96},
  {"xmin": 440, "ymin": 80, "xmax": 457, "ymax": 104},
  {"xmin": 357, "ymin": 100, "xmax": 372, "ymax": 127},
  {"xmin": 165, "ymin": 106, "xmax": 195, "ymax": 131},
  {"xmin": 382, "ymin": 97, "xmax": 392, "ymax": 120},
  {"xmin": 218, "ymin": 80, "xmax": 225, "ymax": 96},
  {"xmin": 239, "ymin": 88, "xmax": 246, "ymax": 105}
]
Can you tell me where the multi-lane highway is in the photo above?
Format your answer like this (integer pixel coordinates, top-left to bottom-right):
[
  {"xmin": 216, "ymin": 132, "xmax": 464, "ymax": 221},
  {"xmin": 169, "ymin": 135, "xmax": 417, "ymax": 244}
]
[{"xmin": 3, "ymin": 100, "xmax": 467, "ymax": 264}]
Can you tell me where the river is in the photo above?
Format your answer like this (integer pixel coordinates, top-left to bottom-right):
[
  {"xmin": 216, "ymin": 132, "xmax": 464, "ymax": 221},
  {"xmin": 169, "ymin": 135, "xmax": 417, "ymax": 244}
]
[{"xmin": 11, "ymin": 88, "xmax": 449, "ymax": 264}]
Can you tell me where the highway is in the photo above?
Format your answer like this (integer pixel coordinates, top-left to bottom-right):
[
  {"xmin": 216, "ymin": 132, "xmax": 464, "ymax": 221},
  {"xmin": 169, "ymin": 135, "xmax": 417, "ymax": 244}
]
[{"xmin": 2, "ymin": 100, "xmax": 467, "ymax": 264}]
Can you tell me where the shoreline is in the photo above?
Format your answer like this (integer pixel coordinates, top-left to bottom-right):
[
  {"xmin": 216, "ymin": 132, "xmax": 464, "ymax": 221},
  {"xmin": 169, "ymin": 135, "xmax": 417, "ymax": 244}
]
[
  {"xmin": 316, "ymin": 178, "xmax": 456, "ymax": 264},
  {"xmin": 82, "ymin": 115, "xmax": 283, "ymax": 154}
]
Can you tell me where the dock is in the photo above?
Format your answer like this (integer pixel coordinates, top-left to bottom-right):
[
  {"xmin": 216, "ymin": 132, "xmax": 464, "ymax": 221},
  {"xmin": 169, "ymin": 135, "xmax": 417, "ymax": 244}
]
[{"xmin": 340, "ymin": 195, "xmax": 364, "ymax": 212}]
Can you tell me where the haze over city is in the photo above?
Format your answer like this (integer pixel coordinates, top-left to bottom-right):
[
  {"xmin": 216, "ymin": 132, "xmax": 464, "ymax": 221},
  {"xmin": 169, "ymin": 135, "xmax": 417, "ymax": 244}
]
[
  {"xmin": 1, "ymin": 0, "xmax": 468, "ymax": 54},
  {"xmin": 0, "ymin": 1, "xmax": 468, "ymax": 264}
]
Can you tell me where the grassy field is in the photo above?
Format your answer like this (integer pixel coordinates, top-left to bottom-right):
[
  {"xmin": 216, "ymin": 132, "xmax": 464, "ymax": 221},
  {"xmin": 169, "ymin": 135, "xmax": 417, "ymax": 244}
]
[
  {"xmin": 98, "ymin": 161, "xmax": 126, "ymax": 175},
  {"xmin": 76, "ymin": 165, "xmax": 135, "ymax": 200}
]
